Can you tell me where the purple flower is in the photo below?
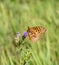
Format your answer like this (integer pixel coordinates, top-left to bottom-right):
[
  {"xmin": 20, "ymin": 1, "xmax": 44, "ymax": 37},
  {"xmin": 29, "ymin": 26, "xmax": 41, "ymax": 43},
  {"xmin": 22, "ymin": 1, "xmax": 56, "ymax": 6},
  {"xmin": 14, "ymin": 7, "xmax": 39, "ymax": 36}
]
[
  {"xmin": 23, "ymin": 31, "xmax": 28, "ymax": 37},
  {"xmin": 22, "ymin": 31, "xmax": 28, "ymax": 40}
]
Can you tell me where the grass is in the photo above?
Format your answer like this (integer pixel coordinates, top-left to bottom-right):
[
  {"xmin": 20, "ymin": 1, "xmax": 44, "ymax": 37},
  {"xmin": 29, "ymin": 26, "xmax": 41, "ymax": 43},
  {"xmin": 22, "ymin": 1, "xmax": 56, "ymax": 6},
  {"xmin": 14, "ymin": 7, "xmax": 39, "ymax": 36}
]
[{"xmin": 0, "ymin": 0, "xmax": 59, "ymax": 65}]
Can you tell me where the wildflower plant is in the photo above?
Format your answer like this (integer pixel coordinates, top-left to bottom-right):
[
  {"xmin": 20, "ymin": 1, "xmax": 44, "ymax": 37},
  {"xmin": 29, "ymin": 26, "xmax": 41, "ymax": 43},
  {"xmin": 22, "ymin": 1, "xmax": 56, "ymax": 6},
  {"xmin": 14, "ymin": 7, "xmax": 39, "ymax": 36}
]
[{"xmin": 15, "ymin": 31, "xmax": 31, "ymax": 65}]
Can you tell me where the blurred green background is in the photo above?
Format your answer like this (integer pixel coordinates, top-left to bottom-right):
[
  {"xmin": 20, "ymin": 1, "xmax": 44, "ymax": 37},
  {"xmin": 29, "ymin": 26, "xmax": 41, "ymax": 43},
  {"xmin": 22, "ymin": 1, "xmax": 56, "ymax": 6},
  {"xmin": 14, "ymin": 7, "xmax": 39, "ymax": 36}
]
[{"xmin": 0, "ymin": 0, "xmax": 59, "ymax": 65}]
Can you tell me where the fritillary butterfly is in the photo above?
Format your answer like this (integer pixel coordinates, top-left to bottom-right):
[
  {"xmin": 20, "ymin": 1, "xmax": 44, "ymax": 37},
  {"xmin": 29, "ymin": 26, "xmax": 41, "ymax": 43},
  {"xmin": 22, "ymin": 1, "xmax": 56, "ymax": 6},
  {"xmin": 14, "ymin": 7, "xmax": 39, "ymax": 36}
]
[{"xmin": 27, "ymin": 26, "xmax": 46, "ymax": 42}]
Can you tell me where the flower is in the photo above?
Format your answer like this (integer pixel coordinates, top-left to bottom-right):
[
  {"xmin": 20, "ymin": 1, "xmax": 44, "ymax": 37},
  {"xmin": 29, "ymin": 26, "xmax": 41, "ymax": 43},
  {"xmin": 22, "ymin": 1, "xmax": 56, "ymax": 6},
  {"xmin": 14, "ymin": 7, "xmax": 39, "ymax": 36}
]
[
  {"xmin": 23, "ymin": 31, "xmax": 28, "ymax": 37},
  {"xmin": 16, "ymin": 32, "xmax": 20, "ymax": 38},
  {"xmin": 15, "ymin": 32, "xmax": 20, "ymax": 43},
  {"xmin": 22, "ymin": 31, "xmax": 28, "ymax": 40}
]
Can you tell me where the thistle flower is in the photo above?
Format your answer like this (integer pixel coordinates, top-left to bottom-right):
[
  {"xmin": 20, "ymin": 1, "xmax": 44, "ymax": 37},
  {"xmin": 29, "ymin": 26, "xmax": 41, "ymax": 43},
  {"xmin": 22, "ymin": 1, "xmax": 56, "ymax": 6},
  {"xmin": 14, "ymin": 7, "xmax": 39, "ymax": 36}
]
[{"xmin": 22, "ymin": 31, "xmax": 28, "ymax": 40}]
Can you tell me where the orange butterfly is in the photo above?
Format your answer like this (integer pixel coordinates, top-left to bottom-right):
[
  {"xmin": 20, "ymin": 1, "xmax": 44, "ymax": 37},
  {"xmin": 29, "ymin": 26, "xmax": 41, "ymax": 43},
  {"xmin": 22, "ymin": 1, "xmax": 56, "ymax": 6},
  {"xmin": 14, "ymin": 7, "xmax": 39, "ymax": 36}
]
[{"xmin": 27, "ymin": 26, "xmax": 46, "ymax": 42}]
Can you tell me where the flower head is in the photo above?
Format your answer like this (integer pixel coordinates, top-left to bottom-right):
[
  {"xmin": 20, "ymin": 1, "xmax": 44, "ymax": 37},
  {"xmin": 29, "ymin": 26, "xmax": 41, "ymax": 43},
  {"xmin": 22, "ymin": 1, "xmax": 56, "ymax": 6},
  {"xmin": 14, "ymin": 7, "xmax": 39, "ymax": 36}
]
[
  {"xmin": 16, "ymin": 32, "xmax": 20, "ymax": 38},
  {"xmin": 22, "ymin": 31, "xmax": 28, "ymax": 40},
  {"xmin": 15, "ymin": 32, "xmax": 20, "ymax": 43}
]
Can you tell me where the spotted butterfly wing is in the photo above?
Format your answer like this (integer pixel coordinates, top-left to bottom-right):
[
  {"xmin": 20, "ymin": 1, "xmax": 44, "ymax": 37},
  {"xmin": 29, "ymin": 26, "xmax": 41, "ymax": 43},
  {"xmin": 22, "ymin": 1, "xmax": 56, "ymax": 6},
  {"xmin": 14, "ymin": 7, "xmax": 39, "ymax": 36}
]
[{"xmin": 27, "ymin": 26, "xmax": 46, "ymax": 42}]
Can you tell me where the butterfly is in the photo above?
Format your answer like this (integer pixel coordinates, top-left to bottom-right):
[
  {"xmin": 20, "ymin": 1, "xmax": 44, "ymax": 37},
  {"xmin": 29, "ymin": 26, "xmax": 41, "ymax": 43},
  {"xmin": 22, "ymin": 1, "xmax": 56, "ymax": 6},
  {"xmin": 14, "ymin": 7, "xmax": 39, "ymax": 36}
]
[{"xmin": 27, "ymin": 26, "xmax": 46, "ymax": 42}]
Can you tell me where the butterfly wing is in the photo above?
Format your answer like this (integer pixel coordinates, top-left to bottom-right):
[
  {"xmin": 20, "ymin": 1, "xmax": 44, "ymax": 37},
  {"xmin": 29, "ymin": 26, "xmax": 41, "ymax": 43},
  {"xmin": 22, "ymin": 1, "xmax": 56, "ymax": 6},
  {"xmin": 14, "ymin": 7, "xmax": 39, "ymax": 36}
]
[{"xmin": 27, "ymin": 26, "xmax": 46, "ymax": 42}]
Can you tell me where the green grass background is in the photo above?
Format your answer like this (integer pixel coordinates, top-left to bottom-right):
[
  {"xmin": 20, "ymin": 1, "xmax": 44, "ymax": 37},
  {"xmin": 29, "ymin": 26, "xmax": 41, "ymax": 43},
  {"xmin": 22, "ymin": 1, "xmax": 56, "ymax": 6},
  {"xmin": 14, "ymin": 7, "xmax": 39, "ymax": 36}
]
[{"xmin": 0, "ymin": 0, "xmax": 59, "ymax": 65}]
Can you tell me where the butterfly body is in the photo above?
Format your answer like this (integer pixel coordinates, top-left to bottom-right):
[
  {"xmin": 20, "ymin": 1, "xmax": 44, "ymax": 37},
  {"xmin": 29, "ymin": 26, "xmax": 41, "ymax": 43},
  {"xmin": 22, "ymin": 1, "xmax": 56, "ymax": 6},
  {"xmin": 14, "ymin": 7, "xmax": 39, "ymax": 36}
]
[{"xmin": 27, "ymin": 26, "xmax": 46, "ymax": 42}]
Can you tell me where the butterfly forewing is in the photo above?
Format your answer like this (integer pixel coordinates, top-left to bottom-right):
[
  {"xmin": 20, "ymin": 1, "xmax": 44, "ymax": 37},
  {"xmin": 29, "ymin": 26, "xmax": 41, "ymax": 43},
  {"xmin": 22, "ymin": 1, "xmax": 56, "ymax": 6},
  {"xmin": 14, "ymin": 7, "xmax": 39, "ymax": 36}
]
[{"xmin": 27, "ymin": 26, "xmax": 46, "ymax": 42}]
